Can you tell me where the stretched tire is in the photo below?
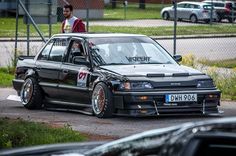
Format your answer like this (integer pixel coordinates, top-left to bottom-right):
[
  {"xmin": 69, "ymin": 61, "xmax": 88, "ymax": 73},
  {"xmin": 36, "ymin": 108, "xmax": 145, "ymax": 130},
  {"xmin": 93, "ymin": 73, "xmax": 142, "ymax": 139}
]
[
  {"xmin": 190, "ymin": 15, "xmax": 198, "ymax": 23},
  {"xmin": 20, "ymin": 77, "xmax": 43, "ymax": 109},
  {"xmin": 228, "ymin": 18, "xmax": 234, "ymax": 23},
  {"xmin": 92, "ymin": 82, "xmax": 113, "ymax": 118},
  {"xmin": 162, "ymin": 12, "xmax": 170, "ymax": 20}
]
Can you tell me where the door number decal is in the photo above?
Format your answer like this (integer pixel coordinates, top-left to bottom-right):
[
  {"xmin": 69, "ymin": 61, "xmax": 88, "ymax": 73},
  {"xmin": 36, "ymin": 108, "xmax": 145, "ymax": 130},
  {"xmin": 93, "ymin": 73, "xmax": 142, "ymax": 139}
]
[{"xmin": 77, "ymin": 70, "xmax": 88, "ymax": 87}]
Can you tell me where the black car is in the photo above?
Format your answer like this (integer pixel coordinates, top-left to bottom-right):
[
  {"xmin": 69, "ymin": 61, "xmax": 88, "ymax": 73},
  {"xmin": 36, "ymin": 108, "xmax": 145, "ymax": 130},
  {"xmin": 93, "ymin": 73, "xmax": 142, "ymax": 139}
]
[
  {"xmin": 1, "ymin": 117, "xmax": 236, "ymax": 156},
  {"xmin": 12, "ymin": 33, "xmax": 221, "ymax": 118}
]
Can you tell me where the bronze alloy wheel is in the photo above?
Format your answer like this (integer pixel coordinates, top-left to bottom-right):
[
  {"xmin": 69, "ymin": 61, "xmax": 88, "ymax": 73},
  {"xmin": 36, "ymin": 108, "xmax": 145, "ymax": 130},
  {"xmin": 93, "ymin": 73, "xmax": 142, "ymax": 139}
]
[{"xmin": 92, "ymin": 85, "xmax": 106, "ymax": 114}]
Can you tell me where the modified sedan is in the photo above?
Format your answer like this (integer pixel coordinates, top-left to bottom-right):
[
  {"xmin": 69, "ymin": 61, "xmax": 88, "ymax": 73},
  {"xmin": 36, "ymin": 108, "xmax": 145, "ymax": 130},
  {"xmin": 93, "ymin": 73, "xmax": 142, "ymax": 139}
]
[{"xmin": 13, "ymin": 33, "xmax": 221, "ymax": 118}]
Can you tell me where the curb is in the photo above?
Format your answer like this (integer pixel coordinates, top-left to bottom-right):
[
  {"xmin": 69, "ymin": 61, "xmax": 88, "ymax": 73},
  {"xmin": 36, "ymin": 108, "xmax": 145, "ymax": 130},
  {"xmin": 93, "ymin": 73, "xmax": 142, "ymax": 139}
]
[
  {"xmin": 151, "ymin": 34, "xmax": 236, "ymax": 40},
  {"xmin": 0, "ymin": 34, "xmax": 236, "ymax": 42}
]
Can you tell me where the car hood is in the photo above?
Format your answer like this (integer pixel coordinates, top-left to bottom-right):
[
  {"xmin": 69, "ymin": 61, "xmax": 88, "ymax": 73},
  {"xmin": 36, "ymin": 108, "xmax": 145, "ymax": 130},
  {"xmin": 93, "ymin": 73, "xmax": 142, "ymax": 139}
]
[{"xmin": 100, "ymin": 64, "xmax": 203, "ymax": 77}]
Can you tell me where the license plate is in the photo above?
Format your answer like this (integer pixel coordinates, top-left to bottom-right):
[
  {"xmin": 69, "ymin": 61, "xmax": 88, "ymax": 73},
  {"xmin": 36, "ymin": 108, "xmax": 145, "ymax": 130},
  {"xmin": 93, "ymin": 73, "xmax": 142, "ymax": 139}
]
[{"xmin": 165, "ymin": 94, "xmax": 197, "ymax": 103}]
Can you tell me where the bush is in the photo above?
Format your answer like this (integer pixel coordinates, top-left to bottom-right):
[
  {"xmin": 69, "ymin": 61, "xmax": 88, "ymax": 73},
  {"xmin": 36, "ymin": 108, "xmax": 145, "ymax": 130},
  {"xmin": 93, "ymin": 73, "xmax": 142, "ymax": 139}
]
[{"xmin": 0, "ymin": 118, "xmax": 86, "ymax": 149}]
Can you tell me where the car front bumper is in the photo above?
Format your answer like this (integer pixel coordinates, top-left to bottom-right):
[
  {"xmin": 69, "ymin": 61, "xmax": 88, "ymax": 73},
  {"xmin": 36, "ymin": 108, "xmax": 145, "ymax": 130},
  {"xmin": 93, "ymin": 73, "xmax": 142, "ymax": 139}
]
[
  {"xmin": 112, "ymin": 89, "xmax": 221, "ymax": 116},
  {"xmin": 12, "ymin": 79, "xmax": 24, "ymax": 95}
]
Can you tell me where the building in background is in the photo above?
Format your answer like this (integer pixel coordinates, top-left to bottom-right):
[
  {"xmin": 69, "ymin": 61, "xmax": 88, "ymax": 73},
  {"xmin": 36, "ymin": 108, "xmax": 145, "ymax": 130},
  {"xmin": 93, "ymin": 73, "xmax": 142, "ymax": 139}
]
[
  {"xmin": 0, "ymin": 0, "xmax": 16, "ymax": 16},
  {"xmin": 0, "ymin": 0, "xmax": 104, "ymax": 19},
  {"xmin": 58, "ymin": 0, "xmax": 104, "ymax": 19}
]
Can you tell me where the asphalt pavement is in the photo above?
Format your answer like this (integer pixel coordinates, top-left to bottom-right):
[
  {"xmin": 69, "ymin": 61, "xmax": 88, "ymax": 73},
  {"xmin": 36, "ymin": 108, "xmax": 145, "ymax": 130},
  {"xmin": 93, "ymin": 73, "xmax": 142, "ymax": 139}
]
[{"xmin": 0, "ymin": 88, "xmax": 235, "ymax": 139}]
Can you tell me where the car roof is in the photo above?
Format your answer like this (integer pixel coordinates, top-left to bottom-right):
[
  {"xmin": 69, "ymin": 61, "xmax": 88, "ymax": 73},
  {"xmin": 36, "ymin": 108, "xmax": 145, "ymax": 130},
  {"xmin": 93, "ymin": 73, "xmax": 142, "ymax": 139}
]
[
  {"xmin": 52, "ymin": 33, "xmax": 147, "ymax": 39},
  {"xmin": 178, "ymin": 1, "xmax": 207, "ymax": 5},
  {"xmin": 203, "ymin": 0, "xmax": 234, "ymax": 3}
]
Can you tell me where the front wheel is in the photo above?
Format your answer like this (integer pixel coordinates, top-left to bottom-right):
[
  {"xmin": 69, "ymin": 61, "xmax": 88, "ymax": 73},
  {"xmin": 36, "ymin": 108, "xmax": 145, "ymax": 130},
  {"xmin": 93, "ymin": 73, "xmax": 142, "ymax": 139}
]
[
  {"xmin": 92, "ymin": 83, "xmax": 113, "ymax": 118},
  {"xmin": 20, "ymin": 77, "xmax": 43, "ymax": 109},
  {"xmin": 162, "ymin": 12, "xmax": 170, "ymax": 20}
]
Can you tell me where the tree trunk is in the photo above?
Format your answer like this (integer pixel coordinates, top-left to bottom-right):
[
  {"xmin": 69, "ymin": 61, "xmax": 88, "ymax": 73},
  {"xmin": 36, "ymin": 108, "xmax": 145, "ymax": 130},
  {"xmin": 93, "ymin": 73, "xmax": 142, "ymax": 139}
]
[
  {"xmin": 112, "ymin": 0, "xmax": 116, "ymax": 9},
  {"xmin": 139, "ymin": 0, "xmax": 145, "ymax": 9}
]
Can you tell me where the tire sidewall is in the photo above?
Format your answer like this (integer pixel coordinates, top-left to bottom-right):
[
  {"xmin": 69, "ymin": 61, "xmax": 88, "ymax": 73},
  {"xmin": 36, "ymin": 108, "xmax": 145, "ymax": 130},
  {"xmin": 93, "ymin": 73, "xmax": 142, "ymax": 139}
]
[
  {"xmin": 92, "ymin": 83, "xmax": 113, "ymax": 118},
  {"xmin": 190, "ymin": 15, "xmax": 197, "ymax": 23},
  {"xmin": 163, "ymin": 12, "xmax": 169, "ymax": 20},
  {"xmin": 20, "ymin": 77, "xmax": 42, "ymax": 109}
]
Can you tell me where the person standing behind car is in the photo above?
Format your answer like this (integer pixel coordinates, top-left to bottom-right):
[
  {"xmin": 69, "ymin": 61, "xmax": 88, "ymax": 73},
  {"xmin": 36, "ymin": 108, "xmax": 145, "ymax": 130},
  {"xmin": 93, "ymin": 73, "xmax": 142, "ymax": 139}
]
[{"xmin": 62, "ymin": 4, "xmax": 86, "ymax": 33}]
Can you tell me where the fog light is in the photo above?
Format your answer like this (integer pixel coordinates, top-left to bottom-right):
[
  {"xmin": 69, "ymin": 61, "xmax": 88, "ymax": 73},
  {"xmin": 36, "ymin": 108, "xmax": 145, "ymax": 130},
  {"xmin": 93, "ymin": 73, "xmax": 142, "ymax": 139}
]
[
  {"xmin": 138, "ymin": 96, "xmax": 148, "ymax": 100},
  {"xmin": 207, "ymin": 94, "xmax": 218, "ymax": 98}
]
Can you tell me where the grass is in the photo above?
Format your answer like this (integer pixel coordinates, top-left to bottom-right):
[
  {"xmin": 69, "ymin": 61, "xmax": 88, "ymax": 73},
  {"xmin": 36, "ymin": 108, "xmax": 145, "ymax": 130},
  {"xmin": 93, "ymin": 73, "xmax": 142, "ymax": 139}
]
[
  {"xmin": 199, "ymin": 58, "xmax": 236, "ymax": 68},
  {"xmin": 1, "ymin": 17, "xmax": 236, "ymax": 37},
  {"xmin": 104, "ymin": 3, "xmax": 169, "ymax": 20},
  {"xmin": 0, "ymin": 67, "xmax": 14, "ymax": 87},
  {"xmin": 90, "ymin": 25, "xmax": 236, "ymax": 36},
  {"xmin": 181, "ymin": 54, "xmax": 236, "ymax": 100},
  {"xmin": 0, "ymin": 117, "xmax": 86, "ymax": 149}
]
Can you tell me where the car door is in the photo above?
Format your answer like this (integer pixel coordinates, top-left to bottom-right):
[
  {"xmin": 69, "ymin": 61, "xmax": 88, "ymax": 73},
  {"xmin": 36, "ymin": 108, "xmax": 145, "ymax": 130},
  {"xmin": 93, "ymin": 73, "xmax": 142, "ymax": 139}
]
[
  {"xmin": 36, "ymin": 37, "xmax": 69, "ymax": 98},
  {"xmin": 58, "ymin": 37, "xmax": 91, "ymax": 105},
  {"xmin": 176, "ymin": 3, "xmax": 186, "ymax": 19}
]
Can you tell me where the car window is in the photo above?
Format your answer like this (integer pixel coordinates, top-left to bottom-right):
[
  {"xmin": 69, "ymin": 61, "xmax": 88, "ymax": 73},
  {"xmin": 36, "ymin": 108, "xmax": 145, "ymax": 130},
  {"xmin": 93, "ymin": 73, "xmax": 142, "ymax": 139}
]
[
  {"xmin": 194, "ymin": 4, "xmax": 200, "ymax": 9},
  {"xmin": 48, "ymin": 38, "xmax": 68, "ymax": 62},
  {"xmin": 177, "ymin": 3, "xmax": 185, "ymax": 8},
  {"xmin": 37, "ymin": 40, "xmax": 54, "ymax": 60},
  {"xmin": 214, "ymin": 2, "xmax": 224, "ymax": 7},
  {"xmin": 203, "ymin": 5, "xmax": 213, "ymax": 10},
  {"xmin": 67, "ymin": 39, "xmax": 86, "ymax": 63},
  {"xmin": 185, "ymin": 4, "xmax": 197, "ymax": 9}
]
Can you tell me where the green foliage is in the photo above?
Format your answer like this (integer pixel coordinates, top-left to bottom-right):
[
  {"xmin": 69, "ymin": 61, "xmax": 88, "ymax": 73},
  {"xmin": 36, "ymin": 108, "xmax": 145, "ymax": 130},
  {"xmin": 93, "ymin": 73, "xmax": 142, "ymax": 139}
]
[
  {"xmin": 0, "ymin": 67, "xmax": 14, "ymax": 87},
  {"xmin": 199, "ymin": 58, "xmax": 236, "ymax": 68},
  {"xmin": 0, "ymin": 118, "xmax": 86, "ymax": 149},
  {"xmin": 206, "ymin": 67, "xmax": 236, "ymax": 100},
  {"xmin": 104, "ymin": 3, "xmax": 169, "ymax": 20},
  {"xmin": 181, "ymin": 55, "xmax": 236, "ymax": 100},
  {"xmin": 0, "ymin": 18, "xmax": 236, "ymax": 37}
]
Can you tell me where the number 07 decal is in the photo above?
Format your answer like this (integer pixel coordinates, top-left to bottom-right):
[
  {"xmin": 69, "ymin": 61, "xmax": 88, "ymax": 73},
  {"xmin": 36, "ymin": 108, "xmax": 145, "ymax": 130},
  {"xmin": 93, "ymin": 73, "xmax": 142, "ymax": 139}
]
[{"xmin": 77, "ymin": 70, "xmax": 88, "ymax": 87}]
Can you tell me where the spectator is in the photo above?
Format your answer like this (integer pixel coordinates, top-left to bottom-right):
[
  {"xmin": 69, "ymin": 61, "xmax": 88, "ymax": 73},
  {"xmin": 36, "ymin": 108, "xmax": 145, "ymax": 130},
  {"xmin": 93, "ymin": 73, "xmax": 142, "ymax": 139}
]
[{"xmin": 62, "ymin": 4, "xmax": 86, "ymax": 33}]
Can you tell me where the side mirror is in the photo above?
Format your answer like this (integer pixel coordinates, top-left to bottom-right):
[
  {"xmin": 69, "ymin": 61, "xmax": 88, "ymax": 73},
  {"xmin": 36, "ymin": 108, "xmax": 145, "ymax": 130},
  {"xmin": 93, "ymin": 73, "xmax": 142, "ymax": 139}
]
[
  {"xmin": 173, "ymin": 55, "xmax": 182, "ymax": 62},
  {"xmin": 73, "ymin": 56, "xmax": 90, "ymax": 66}
]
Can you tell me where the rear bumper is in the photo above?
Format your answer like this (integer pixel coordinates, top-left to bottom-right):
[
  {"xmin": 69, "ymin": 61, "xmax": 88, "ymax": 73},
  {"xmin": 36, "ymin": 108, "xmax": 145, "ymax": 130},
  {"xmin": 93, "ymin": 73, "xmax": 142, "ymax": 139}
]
[{"xmin": 113, "ymin": 89, "xmax": 221, "ymax": 116}]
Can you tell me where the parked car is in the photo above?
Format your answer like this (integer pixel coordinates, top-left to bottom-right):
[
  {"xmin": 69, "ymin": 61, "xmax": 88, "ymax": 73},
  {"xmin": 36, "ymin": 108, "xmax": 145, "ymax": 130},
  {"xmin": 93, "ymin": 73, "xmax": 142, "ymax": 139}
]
[
  {"xmin": 1, "ymin": 117, "xmax": 236, "ymax": 156},
  {"xmin": 161, "ymin": 1, "xmax": 218, "ymax": 23},
  {"xmin": 12, "ymin": 33, "xmax": 221, "ymax": 118},
  {"xmin": 203, "ymin": 0, "xmax": 236, "ymax": 23}
]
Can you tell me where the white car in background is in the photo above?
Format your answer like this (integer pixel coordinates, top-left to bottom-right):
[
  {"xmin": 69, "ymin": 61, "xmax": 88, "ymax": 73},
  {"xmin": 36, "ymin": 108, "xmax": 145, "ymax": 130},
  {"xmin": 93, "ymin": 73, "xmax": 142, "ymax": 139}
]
[{"xmin": 161, "ymin": 1, "xmax": 218, "ymax": 23}]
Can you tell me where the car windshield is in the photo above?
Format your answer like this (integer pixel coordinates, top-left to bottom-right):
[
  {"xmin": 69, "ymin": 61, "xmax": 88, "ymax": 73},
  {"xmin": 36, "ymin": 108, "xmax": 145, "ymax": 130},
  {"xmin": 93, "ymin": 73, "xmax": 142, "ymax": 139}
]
[{"xmin": 88, "ymin": 36, "xmax": 177, "ymax": 66}]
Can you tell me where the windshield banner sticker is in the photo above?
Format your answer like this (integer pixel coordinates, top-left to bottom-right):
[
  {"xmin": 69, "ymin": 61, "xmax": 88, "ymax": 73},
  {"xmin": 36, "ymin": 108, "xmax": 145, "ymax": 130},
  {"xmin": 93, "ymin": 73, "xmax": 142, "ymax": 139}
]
[{"xmin": 126, "ymin": 56, "xmax": 151, "ymax": 63}]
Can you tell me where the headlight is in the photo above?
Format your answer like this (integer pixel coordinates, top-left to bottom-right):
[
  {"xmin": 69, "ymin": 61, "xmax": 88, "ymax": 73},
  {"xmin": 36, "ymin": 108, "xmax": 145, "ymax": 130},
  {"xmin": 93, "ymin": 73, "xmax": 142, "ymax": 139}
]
[
  {"xmin": 119, "ymin": 82, "xmax": 153, "ymax": 90},
  {"xmin": 197, "ymin": 80, "xmax": 215, "ymax": 88}
]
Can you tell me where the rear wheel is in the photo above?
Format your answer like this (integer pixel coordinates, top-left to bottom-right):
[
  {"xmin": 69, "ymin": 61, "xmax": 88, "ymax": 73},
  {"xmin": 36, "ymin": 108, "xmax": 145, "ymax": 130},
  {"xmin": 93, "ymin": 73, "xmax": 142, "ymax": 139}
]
[
  {"xmin": 20, "ymin": 77, "xmax": 43, "ymax": 109},
  {"xmin": 228, "ymin": 18, "xmax": 234, "ymax": 23},
  {"xmin": 92, "ymin": 82, "xmax": 113, "ymax": 118},
  {"xmin": 204, "ymin": 19, "xmax": 210, "ymax": 23},
  {"xmin": 190, "ymin": 15, "xmax": 198, "ymax": 23},
  {"xmin": 162, "ymin": 12, "xmax": 170, "ymax": 20}
]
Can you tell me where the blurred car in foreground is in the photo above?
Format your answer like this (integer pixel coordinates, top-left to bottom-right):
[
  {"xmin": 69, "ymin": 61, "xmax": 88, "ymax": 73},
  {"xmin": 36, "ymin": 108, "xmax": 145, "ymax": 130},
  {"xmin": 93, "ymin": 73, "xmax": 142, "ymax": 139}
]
[
  {"xmin": 203, "ymin": 0, "xmax": 236, "ymax": 23},
  {"xmin": 161, "ymin": 1, "xmax": 218, "ymax": 23},
  {"xmin": 1, "ymin": 117, "xmax": 236, "ymax": 156}
]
